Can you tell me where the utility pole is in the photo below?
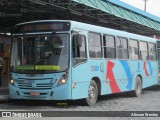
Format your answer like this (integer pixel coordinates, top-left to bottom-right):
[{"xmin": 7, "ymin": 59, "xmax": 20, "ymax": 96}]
[{"xmin": 143, "ymin": 0, "xmax": 148, "ymax": 11}]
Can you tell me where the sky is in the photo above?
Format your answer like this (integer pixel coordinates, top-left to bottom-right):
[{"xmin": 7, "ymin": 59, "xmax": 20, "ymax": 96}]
[{"xmin": 120, "ymin": 0, "xmax": 160, "ymax": 17}]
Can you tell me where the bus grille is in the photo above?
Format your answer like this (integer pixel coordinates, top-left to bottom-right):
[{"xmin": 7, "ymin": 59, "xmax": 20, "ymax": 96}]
[{"xmin": 16, "ymin": 80, "xmax": 54, "ymax": 90}]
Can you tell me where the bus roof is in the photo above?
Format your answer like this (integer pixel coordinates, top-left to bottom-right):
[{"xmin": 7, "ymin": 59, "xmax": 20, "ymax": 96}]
[
  {"xmin": 70, "ymin": 21, "xmax": 157, "ymax": 43},
  {"xmin": 15, "ymin": 20, "xmax": 157, "ymax": 43}
]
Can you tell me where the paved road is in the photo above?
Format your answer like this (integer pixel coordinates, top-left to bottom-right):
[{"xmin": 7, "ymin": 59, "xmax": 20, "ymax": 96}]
[{"xmin": 0, "ymin": 85, "xmax": 160, "ymax": 119}]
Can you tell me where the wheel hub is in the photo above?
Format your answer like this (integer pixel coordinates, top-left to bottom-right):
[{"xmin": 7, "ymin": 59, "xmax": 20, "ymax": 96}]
[{"xmin": 88, "ymin": 86, "xmax": 96, "ymax": 100}]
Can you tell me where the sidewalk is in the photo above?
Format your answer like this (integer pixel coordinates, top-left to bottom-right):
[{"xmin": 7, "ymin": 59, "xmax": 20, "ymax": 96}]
[
  {"xmin": 0, "ymin": 87, "xmax": 9, "ymax": 101},
  {"xmin": 0, "ymin": 75, "xmax": 10, "ymax": 102}
]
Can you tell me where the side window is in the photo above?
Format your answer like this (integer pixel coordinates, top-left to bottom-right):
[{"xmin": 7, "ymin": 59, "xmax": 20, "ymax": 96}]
[
  {"xmin": 72, "ymin": 34, "xmax": 87, "ymax": 66},
  {"xmin": 79, "ymin": 36, "xmax": 87, "ymax": 58},
  {"xmin": 103, "ymin": 35, "xmax": 116, "ymax": 58},
  {"xmin": 129, "ymin": 39, "xmax": 139, "ymax": 60},
  {"xmin": 139, "ymin": 41, "xmax": 149, "ymax": 60},
  {"xmin": 157, "ymin": 41, "xmax": 160, "ymax": 48},
  {"xmin": 88, "ymin": 32, "xmax": 102, "ymax": 58},
  {"xmin": 158, "ymin": 50, "xmax": 160, "ymax": 69},
  {"xmin": 116, "ymin": 37, "xmax": 128, "ymax": 59},
  {"xmin": 149, "ymin": 43, "xmax": 156, "ymax": 61}
]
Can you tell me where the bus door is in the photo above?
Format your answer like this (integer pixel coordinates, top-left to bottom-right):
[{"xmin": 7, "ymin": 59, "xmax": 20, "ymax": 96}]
[{"xmin": 71, "ymin": 30, "xmax": 88, "ymax": 99}]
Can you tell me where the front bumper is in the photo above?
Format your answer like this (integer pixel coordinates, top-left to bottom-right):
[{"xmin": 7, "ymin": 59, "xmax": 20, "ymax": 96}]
[{"xmin": 9, "ymin": 83, "xmax": 71, "ymax": 100}]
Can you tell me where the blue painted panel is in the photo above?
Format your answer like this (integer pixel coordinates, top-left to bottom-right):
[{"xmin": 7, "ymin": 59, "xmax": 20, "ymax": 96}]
[
  {"xmin": 71, "ymin": 59, "xmax": 104, "ymax": 99},
  {"xmin": 9, "ymin": 72, "xmax": 72, "ymax": 100}
]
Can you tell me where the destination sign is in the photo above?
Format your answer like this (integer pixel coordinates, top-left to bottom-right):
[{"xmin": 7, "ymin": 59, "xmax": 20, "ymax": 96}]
[
  {"xmin": 14, "ymin": 22, "xmax": 70, "ymax": 34},
  {"xmin": 15, "ymin": 65, "xmax": 60, "ymax": 70}
]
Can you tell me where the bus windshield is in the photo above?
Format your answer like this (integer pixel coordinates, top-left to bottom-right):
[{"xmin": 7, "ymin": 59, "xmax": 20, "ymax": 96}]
[{"xmin": 11, "ymin": 33, "xmax": 69, "ymax": 73}]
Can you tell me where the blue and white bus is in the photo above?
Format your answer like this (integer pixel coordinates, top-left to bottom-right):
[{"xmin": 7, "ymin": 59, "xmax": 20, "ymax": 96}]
[
  {"xmin": 157, "ymin": 40, "xmax": 160, "ymax": 84},
  {"xmin": 9, "ymin": 20, "xmax": 158, "ymax": 106}
]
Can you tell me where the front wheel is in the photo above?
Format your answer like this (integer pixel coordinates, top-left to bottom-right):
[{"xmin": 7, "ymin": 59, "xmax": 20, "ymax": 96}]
[
  {"xmin": 132, "ymin": 76, "xmax": 142, "ymax": 97},
  {"xmin": 86, "ymin": 80, "xmax": 98, "ymax": 106}
]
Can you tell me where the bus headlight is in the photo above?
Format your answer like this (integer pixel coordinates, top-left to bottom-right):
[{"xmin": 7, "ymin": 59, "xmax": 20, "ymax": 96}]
[
  {"xmin": 57, "ymin": 74, "xmax": 68, "ymax": 86},
  {"xmin": 10, "ymin": 79, "xmax": 14, "ymax": 85}
]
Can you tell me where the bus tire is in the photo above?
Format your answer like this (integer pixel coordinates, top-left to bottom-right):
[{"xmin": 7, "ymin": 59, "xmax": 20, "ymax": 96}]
[
  {"xmin": 86, "ymin": 80, "xmax": 98, "ymax": 106},
  {"xmin": 132, "ymin": 76, "xmax": 142, "ymax": 97}
]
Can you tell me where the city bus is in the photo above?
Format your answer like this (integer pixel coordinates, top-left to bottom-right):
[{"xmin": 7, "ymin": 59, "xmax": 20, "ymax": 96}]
[
  {"xmin": 9, "ymin": 20, "xmax": 158, "ymax": 106},
  {"xmin": 157, "ymin": 40, "xmax": 160, "ymax": 84}
]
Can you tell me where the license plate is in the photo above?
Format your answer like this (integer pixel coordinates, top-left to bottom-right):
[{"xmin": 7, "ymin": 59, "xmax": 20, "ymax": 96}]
[{"xmin": 30, "ymin": 92, "xmax": 40, "ymax": 96}]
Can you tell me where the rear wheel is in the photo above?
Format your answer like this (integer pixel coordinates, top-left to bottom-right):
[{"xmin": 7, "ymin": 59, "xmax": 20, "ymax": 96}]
[
  {"xmin": 86, "ymin": 80, "xmax": 98, "ymax": 106},
  {"xmin": 132, "ymin": 76, "xmax": 142, "ymax": 97}
]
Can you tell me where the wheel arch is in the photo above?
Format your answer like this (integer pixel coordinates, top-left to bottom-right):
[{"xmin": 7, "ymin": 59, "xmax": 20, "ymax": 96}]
[
  {"xmin": 137, "ymin": 74, "xmax": 143, "ymax": 87},
  {"xmin": 92, "ymin": 77, "xmax": 101, "ymax": 96}
]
